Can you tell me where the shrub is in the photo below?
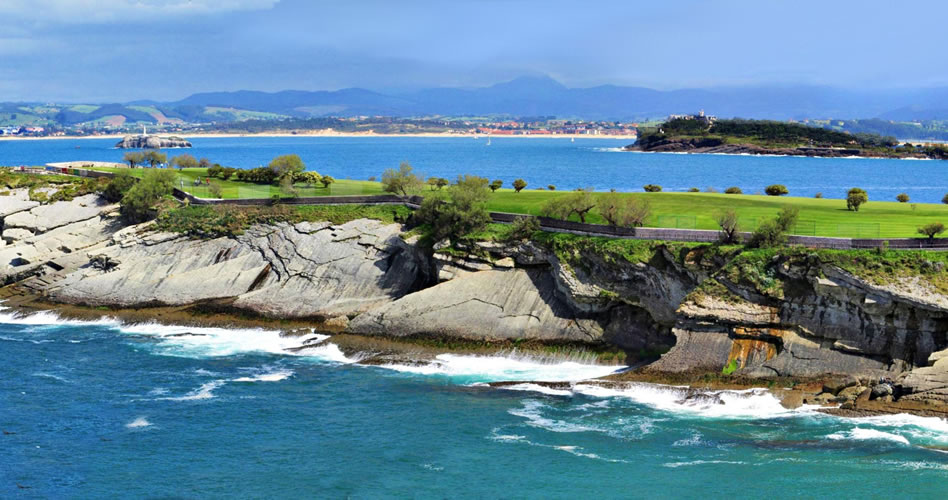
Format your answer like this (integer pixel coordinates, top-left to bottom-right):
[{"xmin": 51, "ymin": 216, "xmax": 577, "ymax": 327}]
[
  {"xmin": 896, "ymin": 193, "xmax": 910, "ymax": 203},
  {"xmin": 320, "ymin": 175, "xmax": 335, "ymax": 188},
  {"xmin": 415, "ymin": 175, "xmax": 491, "ymax": 244},
  {"xmin": 942, "ymin": 193, "xmax": 948, "ymax": 205},
  {"xmin": 597, "ymin": 192, "xmax": 650, "ymax": 227},
  {"xmin": 235, "ymin": 167, "xmax": 278, "ymax": 184},
  {"xmin": 489, "ymin": 179, "xmax": 503, "ymax": 192},
  {"xmin": 643, "ymin": 184, "xmax": 662, "ymax": 192},
  {"xmin": 688, "ymin": 187, "xmax": 699, "ymax": 192},
  {"xmin": 508, "ymin": 216, "xmax": 540, "ymax": 241},
  {"xmin": 705, "ymin": 186, "xmax": 718, "ymax": 193},
  {"xmin": 208, "ymin": 182, "xmax": 223, "ymax": 199},
  {"xmin": 368, "ymin": 176, "xmax": 377, "ymax": 182},
  {"xmin": 207, "ymin": 164, "xmax": 224, "ymax": 178},
  {"xmin": 847, "ymin": 188, "xmax": 868, "ymax": 211},
  {"xmin": 100, "ymin": 171, "xmax": 137, "ymax": 202},
  {"xmin": 724, "ymin": 186, "xmax": 742, "ymax": 194},
  {"xmin": 268, "ymin": 154, "xmax": 305, "ymax": 179},
  {"xmin": 120, "ymin": 169, "xmax": 176, "ymax": 222},
  {"xmin": 748, "ymin": 206, "xmax": 798, "ymax": 248},
  {"xmin": 382, "ymin": 162, "xmax": 423, "ymax": 196},
  {"xmin": 513, "ymin": 179, "xmax": 527, "ymax": 193},
  {"xmin": 764, "ymin": 184, "xmax": 788, "ymax": 196},
  {"xmin": 715, "ymin": 208, "xmax": 741, "ymax": 243},
  {"xmin": 918, "ymin": 222, "xmax": 946, "ymax": 241},
  {"xmin": 548, "ymin": 185, "xmax": 556, "ymax": 191},
  {"xmin": 814, "ymin": 192, "xmax": 823, "ymax": 198}
]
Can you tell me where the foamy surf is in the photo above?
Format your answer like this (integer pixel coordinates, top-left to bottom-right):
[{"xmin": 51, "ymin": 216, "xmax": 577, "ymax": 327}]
[
  {"xmin": 125, "ymin": 417, "xmax": 153, "ymax": 429},
  {"xmin": 380, "ymin": 353, "xmax": 623, "ymax": 383},
  {"xmin": 826, "ymin": 428, "xmax": 911, "ymax": 446},
  {"xmin": 232, "ymin": 369, "xmax": 294, "ymax": 383}
]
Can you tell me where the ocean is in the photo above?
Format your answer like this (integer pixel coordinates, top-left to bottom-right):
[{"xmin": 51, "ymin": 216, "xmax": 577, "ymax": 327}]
[
  {"xmin": 1, "ymin": 309, "xmax": 947, "ymax": 498},
  {"xmin": 2, "ymin": 136, "xmax": 947, "ymax": 203}
]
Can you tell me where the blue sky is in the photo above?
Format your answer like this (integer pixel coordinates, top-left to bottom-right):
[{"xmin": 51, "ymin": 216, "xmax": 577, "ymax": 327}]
[{"xmin": 1, "ymin": 0, "xmax": 945, "ymax": 102}]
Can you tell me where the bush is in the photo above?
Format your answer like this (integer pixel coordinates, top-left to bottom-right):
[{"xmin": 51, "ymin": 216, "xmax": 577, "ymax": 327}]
[
  {"xmin": 724, "ymin": 186, "xmax": 742, "ymax": 194},
  {"xmin": 688, "ymin": 187, "xmax": 699, "ymax": 192},
  {"xmin": 814, "ymin": 192, "xmax": 823, "ymax": 198},
  {"xmin": 715, "ymin": 209, "xmax": 741, "ymax": 243},
  {"xmin": 208, "ymin": 182, "xmax": 223, "ymax": 199},
  {"xmin": 235, "ymin": 167, "xmax": 278, "ymax": 184},
  {"xmin": 120, "ymin": 169, "xmax": 176, "ymax": 222},
  {"xmin": 513, "ymin": 179, "xmax": 527, "ymax": 193},
  {"xmin": 705, "ymin": 186, "xmax": 718, "ymax": 193},
  {"xmin": 320, "ymin": 175, "xmax": 335, "ymax": 188},
  {"xmin": 547, "ymin": 185, "xmax": 556, "ymax": 191},
  {"xmin": 643, "ymin": 184, "xmax": 662, "ymax": 192},
  {"xmin": 508, "ymin": 216, "xmax": 540, "ymax": 241},
  {"xmin": 896, "ymin": 193, "xmax": 910, "ymax": 203},
  {"xmin": 220, "ymin": 167, "xmax": 237, "ymax": 180},
  {"xmin": 597, "ymin": 192, "xmax": 650, "ymax": 227},
  {"xmin": 942, "ymin": 193, "xmax": 948, "ymax": 205},
  {"xmin": 382, "ymin": 162, "xmax": 423, "ymax": 196},
  {"xmin": 748, "ymin": 207, "xmax": 798, "ymax": 248},
  {"xmin": 847, "ymin": 188, "xmax": 868, "ymax": 211},
  {"xmin": 100, "ymin": 171, "xmax": 137, "ymax": 202},
  {"xmin": 207, "ymin": 164, "xmax": 224, "ymax": 178},
  {"xmin": 764, "ymin": 184, "xmax": 788, "ymax": 196},
  {"xmin": 489, "ymin": 179, "xmax": 503, "ymax": 192},
  {"xmin": 415, "ymin": 175, "xmax": 491, "ymax": 244},
  {"xmin": 268, "ymin": 154, "xmax": 305, "ymax": 179},
  {"xmin": 918, "ymin": 222, "xmax": 946, "ymax": 241},
  {"xmin": 427, "ymin": 177, "xmax": 448, "ymax": 190}
]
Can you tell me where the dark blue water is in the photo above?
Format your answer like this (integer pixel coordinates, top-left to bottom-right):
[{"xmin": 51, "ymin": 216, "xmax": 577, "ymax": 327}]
[
  {"xmin": 1, "ymin": 311, "xmax": 947, "ymax": 498},
  {"xmin": 2, "ymin": 136, "xmax": 946, "ymax": 202}
]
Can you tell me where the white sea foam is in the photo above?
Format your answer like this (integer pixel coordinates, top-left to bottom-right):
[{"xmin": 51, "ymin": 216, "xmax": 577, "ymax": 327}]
[
  {"xmin": 826, "ymin": 428, "xmax": 911, "ymax": 446},
  {"xmin": 162, "ymin": 380, "xmax": 226, "ymax": 401},
  {"xmin": 232, "ymin": 369, "xmax": 294, "ymax": 383},
  {"xmin": 125, "ymin": 417, "xmax": 152, "ymax": 429},
  {"xmin": 663, "ymin": 460, "xmax": 747, "ymax": 468},
  {"xmin": 0, "ymin": 307, "xmax": 120, "ymax": 327},
  {"xmin": 381, "ymin": 353, "xmax": 623, "ymax": 382},
  {"xmin": 571, "ymin": 383, "xmax": 810, "ymax": 419},
  {"xmin": 495, "ymin": 383, "xmax": 574, "ymax": 397},
  {"xmin": 508, "ymin": 400, "xmax": 599, "ymax": 433}
]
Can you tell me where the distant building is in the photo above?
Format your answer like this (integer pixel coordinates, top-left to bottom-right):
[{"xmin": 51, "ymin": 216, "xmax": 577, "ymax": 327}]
[{"xmin": 668, "ymin": 110, "xmax": 716, "ymax": 124}]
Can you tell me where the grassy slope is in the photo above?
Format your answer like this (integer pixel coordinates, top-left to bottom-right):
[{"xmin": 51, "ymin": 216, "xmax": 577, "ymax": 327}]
[{"xmin": 88, "ymin": 167, "xmax": 948, "ymax": 238}]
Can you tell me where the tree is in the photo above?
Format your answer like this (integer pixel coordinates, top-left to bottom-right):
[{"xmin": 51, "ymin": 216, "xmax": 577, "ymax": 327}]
[
  {"xmin": 942, "ymin": 193, "xmax": 948, "ymax": 205},
  {"xmin": 897, "ymin": 193, "xmax": 910, "ymax": 203},
  {"xmin": 415, "ymin": 175, "xmax": 491, "ymax": 243},
  {"xmin": 427, "ymin": 177, "xmax": 441, "ymax": 191},
  {"xmin": 540, "ymin": 188, "xmax": 597, "ymax": 223},
  {"xmin": 489, "ymin": 179, "xmax": 503, "ymax": 192},
  {"xmin": 507, "ymin": 216, "xmax": 540, "ymax": 241},
  {"xmin": 643, "ymin": 184, "xmax": 662, "ymax": 192},
  {"xmin": 143, "ymin": 151, "xmax": 167, "ymax": 168},
  {"xmin": 99, "ymin": 171, "xmax": 136, "ymax": 202},
  {"xmin": 513, "ymin": 179, "xmax": 527, "ymax": 193},
  {"xmin": 765, "ymin": 184, "xmax": 789, "ymax": 196},
  {"xmin": 268, "ymin": 154, "xmax": 305, "ymax": 179},
  {"xmin": 207, "ymin": 164, "xmax": 224, "ymax": 178},
  {"xmin": 220, "ymin": 167, "xmax": 237, "ymax": 181},
  {"xmin": 715, "ymin": 209, "xmax": 741, "ymax": 243},
  {"xmin": 847, "ymin": 188, "xmax": 868, "ymax": 211},
  {"xmin": 382, "ymin": 162, "xmax": 424, "ymax": 196},
  {"xmin": 688, "ymin": 187, "xmax": 700, "ymax": 192},
  {"xmin": 918, "ymin": 222, "xmax": 946, "ymax": 241},
  {"xmin": 172, "ymin": 154, "xmax": 198, "ymax": 170},
  {"xmin": 199, "ymin": 158, "xmax": 211, "ymax": 169},
  {"xmin": 120, "ymin": 169, "xmax": 176, "ymax": 222},
  {"xmin": 724, "ymin": 186, "xmax": 742, "ymax": 194},
  {"xmin": 123, "ymin": 151, "xmax": 144, "ymax": 168},
  {"xmin": 320, "ymin": 175, "xmax": 335, "ymax": 188},
  {"xmin": 597, "ymin": 192, "xmax": 650, "ymax": 227},
  {"xmin": 547, "ymin": 185, "xmax": 556, "ymax": 191}
]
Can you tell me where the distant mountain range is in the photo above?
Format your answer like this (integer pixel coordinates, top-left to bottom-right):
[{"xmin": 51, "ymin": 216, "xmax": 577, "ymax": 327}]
[{"xmin": 4, "ymin": 76, "xmax": 948, "ymax": 130}]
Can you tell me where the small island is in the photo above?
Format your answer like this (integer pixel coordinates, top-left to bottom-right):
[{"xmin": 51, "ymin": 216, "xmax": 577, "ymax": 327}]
[
  {"xmin": 115, "ymin": 126, "xmax": 191, "ymax": 149},
  {"xmin": 626, "ymin": 114, "xmax": 948, "ymax": 160}
]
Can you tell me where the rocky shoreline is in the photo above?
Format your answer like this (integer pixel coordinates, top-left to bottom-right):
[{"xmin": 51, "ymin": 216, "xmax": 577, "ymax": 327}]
[
  {"xmin": 623, "ymin": 137, "xmax": 928, "ymax": 159},
  {"xmin": 1, "ymin": 189, "xmax": 946, "ymax": 418}
]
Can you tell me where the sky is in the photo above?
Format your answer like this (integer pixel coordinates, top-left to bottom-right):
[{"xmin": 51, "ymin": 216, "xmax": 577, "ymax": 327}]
[{"xmin": 1, "ymin": 0, "xmax": 946, "ymax": 102}]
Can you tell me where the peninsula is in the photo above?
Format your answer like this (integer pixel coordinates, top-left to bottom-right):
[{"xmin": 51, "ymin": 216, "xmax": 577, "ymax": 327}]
[{"xmin": 626, "ymin": 116, "xmax": 948, "ymax": 160}]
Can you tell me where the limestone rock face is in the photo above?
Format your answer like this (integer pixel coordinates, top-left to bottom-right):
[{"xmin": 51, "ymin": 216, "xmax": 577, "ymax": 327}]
[
  {"xmin": 51, "ymin": 220, "xmax": 428, "ymax": 319},
  {"xmin": 899, "ymin": 349, "xmax": 948, "ymax": 405},
  {"xmin": 348, "ymin": 268, "xmax": 603, "ymax": 342},
  {"xmin": 4, "ymin": 194, "xmax": 113, "ymax": 233},
  {"xmin": 115, "ymin": 135, "xmax": 191, "ymax": 149}
]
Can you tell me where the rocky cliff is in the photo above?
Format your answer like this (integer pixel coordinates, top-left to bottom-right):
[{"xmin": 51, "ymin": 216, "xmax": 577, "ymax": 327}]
[
  {"xmin": 115, "ymin": 135, "xmax": 191, "ymax": 149},
  {"xmin": 2, "ymin": 197, "xmax": 946, "ymax": 408}
]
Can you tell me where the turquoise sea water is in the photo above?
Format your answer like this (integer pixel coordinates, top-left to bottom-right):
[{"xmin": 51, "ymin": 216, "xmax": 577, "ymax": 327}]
[
  {"xmin": 1, "ymin": 310, "xmax": 947, "ymax": 498},
  {"xmin": 2, "ymin": 136, "xmax": 947, "ymax": 202}
]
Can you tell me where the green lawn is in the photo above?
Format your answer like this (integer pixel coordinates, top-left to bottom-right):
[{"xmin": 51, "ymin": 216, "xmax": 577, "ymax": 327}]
[{"xmin": 88, "ymin": 167, "xmax": 948, "ymax": 238}]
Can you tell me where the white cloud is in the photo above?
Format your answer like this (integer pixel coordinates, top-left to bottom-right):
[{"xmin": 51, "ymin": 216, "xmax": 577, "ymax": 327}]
[{"xmin": 0, "ymin": 0, "xmax": 280, "ymax": 23}]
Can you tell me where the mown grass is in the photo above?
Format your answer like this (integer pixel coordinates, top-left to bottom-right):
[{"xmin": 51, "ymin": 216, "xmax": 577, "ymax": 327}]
[{"xmin": 89, "ymin": 167, "xmax": 948, "ymax": 238}]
